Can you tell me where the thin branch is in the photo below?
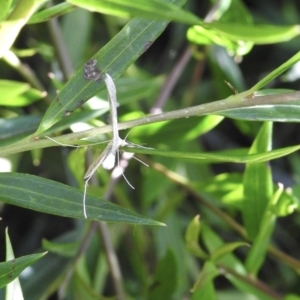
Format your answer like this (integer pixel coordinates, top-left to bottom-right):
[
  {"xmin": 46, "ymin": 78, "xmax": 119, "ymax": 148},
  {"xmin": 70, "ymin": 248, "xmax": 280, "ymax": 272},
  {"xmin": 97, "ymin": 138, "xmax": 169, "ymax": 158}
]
[
  {"xmin": 47, "ymin": 2, "xmax": 73, "ymax": 80},
  {"xmin": 2, "ymin": 90, "xmax": 300, "ymax": 157},
  {"xmin": 218, "ymin": 263, "xmax": 283, "ymax": 300},
  {"xmin": 150, "ymin": 46, "xmax": 192, "ymax": 114}
]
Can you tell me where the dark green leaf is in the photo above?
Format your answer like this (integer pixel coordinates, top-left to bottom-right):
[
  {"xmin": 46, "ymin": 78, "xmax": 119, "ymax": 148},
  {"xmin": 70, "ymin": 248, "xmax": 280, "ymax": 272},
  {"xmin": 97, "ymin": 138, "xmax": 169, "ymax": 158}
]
[
  {"xmin": 245, "ymin": 184, "xmax": 283, "ymax": 275},
  {"xmin": 0, "ymin": 173, "xmax": 164, "ymax": 225},
  {"xmin": 0, "ymin": 252, "xmax": 46, "ymax": 288},
  {"xmin": 242, "ymin": 122, "xmax": 273, "ymax": 239},
  {"xmin": 0, "ymin": 115, "xmax": 41, "ymax": 143},
  {"xmin": 216, "ymin": 102, "xmax": 300, "ymax": 122}
]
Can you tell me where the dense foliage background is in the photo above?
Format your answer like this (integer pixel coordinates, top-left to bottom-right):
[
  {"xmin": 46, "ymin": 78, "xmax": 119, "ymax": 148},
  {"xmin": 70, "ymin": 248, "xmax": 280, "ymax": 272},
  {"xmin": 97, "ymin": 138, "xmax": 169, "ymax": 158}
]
[{"xmin": 1, "ymin": 0, "xmax": 300, "ymax": 299}]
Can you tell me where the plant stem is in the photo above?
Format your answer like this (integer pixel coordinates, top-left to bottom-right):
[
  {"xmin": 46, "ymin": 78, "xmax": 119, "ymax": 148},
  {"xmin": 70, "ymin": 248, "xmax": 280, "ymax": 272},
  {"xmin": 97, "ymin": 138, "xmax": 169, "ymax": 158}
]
[{"xmin": 2, "ymin": 90, "xmax": 300, "ymax": 157}]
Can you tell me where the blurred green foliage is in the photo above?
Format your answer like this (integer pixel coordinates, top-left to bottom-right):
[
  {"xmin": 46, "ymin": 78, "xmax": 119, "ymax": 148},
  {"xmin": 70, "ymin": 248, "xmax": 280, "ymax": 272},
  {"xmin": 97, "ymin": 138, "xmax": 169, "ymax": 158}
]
[{"xmin": 1, "ymin": 0, "xmax": 300, "ymax": 299}]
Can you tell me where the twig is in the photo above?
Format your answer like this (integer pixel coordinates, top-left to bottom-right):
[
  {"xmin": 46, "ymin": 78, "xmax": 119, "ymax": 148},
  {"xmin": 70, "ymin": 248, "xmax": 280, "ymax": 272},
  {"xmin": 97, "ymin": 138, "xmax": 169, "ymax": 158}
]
[
  {"xmin": 47, "ymin": 2, "xmax": 73, "ymax": 80},
  {"xmin": 218, "ymin": 263, "xmax": 283, "ymax": 300},
  {"xmin": 150, "ymin": 46, "xmax": 192, "ymax": 114}
]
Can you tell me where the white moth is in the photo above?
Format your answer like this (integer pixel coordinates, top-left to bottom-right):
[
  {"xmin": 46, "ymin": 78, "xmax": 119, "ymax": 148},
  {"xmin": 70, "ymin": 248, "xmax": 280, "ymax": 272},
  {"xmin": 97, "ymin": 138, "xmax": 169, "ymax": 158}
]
[
  {"xmin": 83, "ymin": 62, "xmax": 150, "ymax": 218},
  {"xmin": 83, "ymin": 68, "xmax": 122, "ymax": 218}
]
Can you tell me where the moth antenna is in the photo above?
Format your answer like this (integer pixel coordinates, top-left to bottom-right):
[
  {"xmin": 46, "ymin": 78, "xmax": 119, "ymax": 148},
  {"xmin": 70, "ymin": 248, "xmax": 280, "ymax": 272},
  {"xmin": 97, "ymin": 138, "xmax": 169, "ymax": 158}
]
[
  {"xmin": 121, "ymin": 172, "xmax": 135, "ymax": 189},
  {"xmin": 45, "ymin": 136, "xmax": 109, "ymax": 149},
  {"xmin": 45, "ymin": 136, "xmax": 80, "ymax": 148},
  {"xmin": 112, "ymin": 151, "xmax": 135, "ymax": 189},
  {"xmin": 132, "ymin": 155, "xmax": 149, "ymax": 167}
]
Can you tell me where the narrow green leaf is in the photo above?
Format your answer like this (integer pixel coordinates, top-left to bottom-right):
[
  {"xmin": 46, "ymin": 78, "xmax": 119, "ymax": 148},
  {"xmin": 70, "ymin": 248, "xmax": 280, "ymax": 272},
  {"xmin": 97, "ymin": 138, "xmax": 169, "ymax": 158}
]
[
  {"xmin": 133, "ymin": 115, "xmax": 224, "ymax": 146},
  {"xmin": 35, "ymin": 0, "xmax": 187, "ymax": 134},
  {"xmin": 249, "ymin": 51, "xmax": 300, "ymax": 92},
  {"xmin": 5, "ymin": 229, "xmax": 24, "ymax": 300},
  {"xmin": 0, "ymin": 173, "xmax": 164, "ymax": 225},
  {"xmin": 0, "ymin": 115, "xmax": 41, "ymax": 141},
  {"xmin": 216, "ymin": 102, "xmax": 300, "ymax": 122},
  {"xmin": 242, "ymin": 122, "xmax": 273, "ymax": 239},
  {"xmin": 28, "ymin": 3, "xmax": 75, "ymax": 24},
  {"xmin": 207, "ymin": 22, "xmax": 300, "ymax": 44},
  {"xmin": 42, "ymin": 239, "xmax": 77, "ymax": 257},
  {"xmin": 124, "ymin": 143, "xmax": 300, "ymax": 164},
  {"xmin": 210, "ymin": 242, "xmax": 249, "ymax": 263},
  {"xmin": 20, "ymin": 253, "xmax": 70, "ymax": 299},
  {"xmin": 201, "ymin": 225, "xmax": 246, "ymax": 274},
  {"xmin": 0, "ymin": 252, "xmax": 46, "ymax": 289},
  {"xmin": 188, "ymin": 22, "xmax": 299, "ymax": 56},
  {"xmin": 43, "ymin": 108, "xmax": 108, "ymax": 136},
  {"xmin": 67, "ymin": 0, "xmax": 200, "ymax": 25},
  {"xmin": 245, "ymin": 184, "xmax": 283, "ymax": 275},
  {"xmin": 217, "ymin": 90, "xmax": 300, "ymax": 122}
]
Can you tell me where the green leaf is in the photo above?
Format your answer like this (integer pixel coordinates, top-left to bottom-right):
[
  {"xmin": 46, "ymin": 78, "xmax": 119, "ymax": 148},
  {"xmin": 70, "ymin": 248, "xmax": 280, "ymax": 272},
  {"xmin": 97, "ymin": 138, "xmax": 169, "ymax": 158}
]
[
  {"xmin": 21, "ymin": 253, "xmax": 70, "ymax": 299},
  {"xmin": 0, "ymin": 115, "xmax": 41, "ymax": 144},
  {"xmin": 201, "ymin": 225, "xmax": 246, "ymax": 274},
  {"xmin": 191, "ymin": 283, "xmax": 216, "ymax": 300},
  {"xmin": 35, "ymin": 0, "xmax": 188, "ymax": 134},
  {"xmin": 185, "ymin": 215, "xmax": 208, "ymax": 259},
  {"xmin": 207, "ymin": 22, "xmax": 300, "ymax": 44},
  {"xmin": 132, "ymin": 115, "xmax": 224, "ymax": 146},
  {"xmin": 216, "ymin": 90, "xmax": 300, "ymax": 123},
  {"xmin": 285, "ymin": 295, "xmax": 300, "ymax": 300},
  {"xmin": 43, "ymin": 108, "xmax": 108, "ymax": 136},
  {"xmin": 124, "ymin": 143, "xmax": 300, "ymax": 164},
  {"xmin": 242, "ymin": 122, "xmax": 273, "ymax": 239},
  {"xmin": 273, "ymin": 188, "xmax": 299, "ymax": 216},
  {"xmin": 216, "ymin": 101, "xmax": 300, "ymax": 122},
  {"xmin": 148, "ymin": 249, "xmax": 178, "ymax": 300},
  {"xmin": 0, "ymin": 252, "xmax": 46, "ymax": 289},
  {"xmin": 245, "ymin": 184, "xmax": 283, "ymax": 275},
  {"xmin": 0, "ymin": 80, "xmax": 45, "ymax": 106},
  {"xmin": 28, "ymin": 3, "xmax": 75, "ymax": 24},
  {"xmin": 249, "ymin": 51, "xmax": 300, "ymax": 92},
  {"xmin": 42, "ymin": 239, "xmax": 77, "ymax": 257},
  {"xmin": 0, "ymin": 173, "xmax": 164, "ymax": 225},
  {"xmin": 67, "ymin": 0, "xmax": 200, "ymax": 25},
  {"xmin": 0, "ymin": 0, "xmax": 12, "ymax": 21},
  {"xmin": 5, "ymin": 229, "xmax": 24, "ymax": 300},
  {"xmin": 188, "ymin": 22, "xmax": 300, "ymax": 56},
  {"xmin": 191, "ymin": 261, "xmax": 219, "ymax": 292},
  {"xmin": 0, "ymin": 0, "xmax": 48, "ymax": 58},
  {"xmin": 210, "ymin": 242, "xmax": 249, "ymax": 263}
]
